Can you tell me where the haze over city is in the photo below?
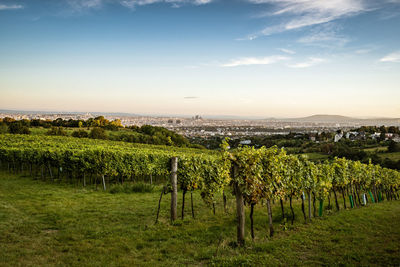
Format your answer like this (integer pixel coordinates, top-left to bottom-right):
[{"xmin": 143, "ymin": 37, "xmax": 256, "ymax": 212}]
[{"xmin": 1, "ymin": 0, "xmax": 400, "ymax": 117}]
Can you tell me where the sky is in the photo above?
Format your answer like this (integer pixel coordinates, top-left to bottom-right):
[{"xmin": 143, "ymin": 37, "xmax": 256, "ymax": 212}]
[{"xmin": 0, "ymin": 0, "xmax": 400, "ymax": 118}]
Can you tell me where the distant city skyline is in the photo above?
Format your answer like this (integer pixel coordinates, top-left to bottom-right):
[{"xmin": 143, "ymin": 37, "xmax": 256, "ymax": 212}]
[
  {"xmin": 1, "ymin": 0, "xmax": 400, "ymax": 117},
  {"xmin": 1, "ymin": 108, "xmax": 399, "ymax": 121}
]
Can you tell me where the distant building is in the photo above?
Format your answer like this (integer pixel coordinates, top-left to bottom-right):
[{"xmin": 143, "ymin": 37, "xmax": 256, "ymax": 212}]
[
  {"xmin": 371, "ymin": 132, "xmax": 381, "ymax": 140},
  {"xmin": 385, "ymin": 133, "xmax": 394, "ymax": 139},
  {"xmin": 240, "ymin": 140, "xmax": 251, "ymax": 145},
  {"xmin": 334, "ymin": 133, "xmax": 343, "ymax": 142},
  {"xmin": 346, "ymin": 131, "xmax": 358, "ymax": 139}
]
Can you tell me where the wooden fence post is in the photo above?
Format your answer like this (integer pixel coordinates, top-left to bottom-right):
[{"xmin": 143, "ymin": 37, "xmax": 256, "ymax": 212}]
[{"xmin": 170, "ymin": 157, "xmax": 178, "ymax": 222}]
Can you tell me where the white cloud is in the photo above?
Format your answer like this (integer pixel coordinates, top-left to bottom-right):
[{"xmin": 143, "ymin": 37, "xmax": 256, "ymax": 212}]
[
  {"xmin": 297, "ymin": 23, "xmax": 349, "ymax": 47},
  {"xmin": 246, "ymin": 0, "xmax": 371, "ymax": 39},
  {"xmin": 68, "ymin": 0, "xmax": 212, "ymax": 10},
  {"xmin": 67, "ymin": 0, "xmax": 103, "ymax": 10},
  {"xmin": 193, "ymin": 0, "xmax": 212, "ymax": 4},
  {"xmin": 380, "ymin": 51, "xmax": 400, "ymax": 63},
  {"xmin": 279, "ymin": 48, "xmax": 295, "ymax": 54},
  {"xmin": 221, "ymin": 55, "xmax": 290, "ymax": 67},
  {"xmin": 288, "ymin": 57, "xmax": 326, "ymax": 68},
  {"xmin": 0, "ymin": 4, "xmax": 23, "ymax": 10},
  {"xmin": 355, "ymin": 48, "xmax": 373, "ymax": 54}
]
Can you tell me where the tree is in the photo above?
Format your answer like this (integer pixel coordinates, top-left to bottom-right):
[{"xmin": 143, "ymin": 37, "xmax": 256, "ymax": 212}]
[
  {"xmin": 379, "ymin": 126, "xmax": 387, "ymax": 141},
  {"xmin": 388, "ymin": 140, "xmax": 400, "ymax": 153},
  {"xmin": 89, "ymin": 127, "xmax": 107, "ymax": 139},
  {"xmin": 8, "ymin": 122, "xmax": 30, "ymax": 134},
  {"xmin": 3, "ymin": 117, "xmax": 15, "ymax": 124}
]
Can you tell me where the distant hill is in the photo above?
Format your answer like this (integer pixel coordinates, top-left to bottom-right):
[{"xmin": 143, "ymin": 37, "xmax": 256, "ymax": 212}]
[
  {"xmin": 293, "ymin": 114, "xmax": 355, "ymax": 123},
  {"xmin": 279, "ymin": 114, "xmax": 400, "ymax": 126}
]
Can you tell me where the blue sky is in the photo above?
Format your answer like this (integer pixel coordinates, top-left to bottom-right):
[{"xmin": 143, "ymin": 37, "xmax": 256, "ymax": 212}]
[{"xmin": 0, "ymin": 0, "xmax": 400, "ymax": 118}]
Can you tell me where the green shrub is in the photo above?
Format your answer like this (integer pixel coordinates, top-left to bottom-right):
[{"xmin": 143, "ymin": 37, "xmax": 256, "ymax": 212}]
[
  {"xmin": 0, "ymin": 123, "xmax": 8, "ymax": 134},
  {"xmin": 72, "ymin": 129, "xmax": 89, "ymax": 138},
  {"xmin": 89, "ymin": 127, "xmax": 108, "ymax": 140},
  {"xmin": 9, "ymin": 122, "xmax": 30, "ymax": 134},
  {"xmin": 388, "ymin": 140, "xmax": 400, "ymax": 153}
]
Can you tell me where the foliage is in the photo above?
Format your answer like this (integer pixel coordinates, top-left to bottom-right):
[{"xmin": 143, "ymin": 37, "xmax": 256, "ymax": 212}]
[
  {"xmin": 388, "ymin": 140, "xmax": 400, "ymax": 153},
  {"xmin": 0, "ymin": 134, "xmax": 399, "ymax": 208},
  {"xmin": 0, "ymin": 123, "xmax": 8, "ymax": 134},
  {"xmin": 8, "ymin": 122, "xmax": 30, "ymax": 135},
  {"xmin": 71, "ymin": 129, "xmax": 89, "ymax": 138},
  {"xmin": 89, "ymin": 127, "xmax": 108, "ymax": 139}
]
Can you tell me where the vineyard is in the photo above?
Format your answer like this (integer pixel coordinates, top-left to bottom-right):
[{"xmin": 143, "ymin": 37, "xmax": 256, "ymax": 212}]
[{"xmin": 0, "ymin": 134, "xmax": 399, "ymax": 246}]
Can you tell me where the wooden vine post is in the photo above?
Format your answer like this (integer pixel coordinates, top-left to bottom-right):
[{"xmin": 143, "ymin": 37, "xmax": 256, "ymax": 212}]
[
  {"xmin": 308, "ymin": 191, "xmax": 312, "ymax": 221},
  {"xmin": 170, "ymin": 157, "xmax": 178, "ymax": 222},
  {"xmin": 102, "ymin": 175, "xmax": 106, "ymax": 191},
  {"xmin": 232, "ymin": 163, "xmax": 245, "ymax": 246}
]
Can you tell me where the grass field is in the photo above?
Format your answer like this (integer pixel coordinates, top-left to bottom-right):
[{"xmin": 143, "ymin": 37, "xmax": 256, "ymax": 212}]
[
  {"xmin": 1, "ymin": 171, "xmax": 399, "ymax": 266},
  {"xmin": 378, "ymin": 152, "xmax": 400, "ymax": 161},
  {"xmin": 363, "ymin": 146, "xmax": 388, "ymax": 153}
]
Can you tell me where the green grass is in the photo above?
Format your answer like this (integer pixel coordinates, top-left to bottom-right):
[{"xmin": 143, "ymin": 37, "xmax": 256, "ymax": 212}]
[
  {"xmin": 1, "ymin": 171, "xmax": 399, "ymax": 266},
  {"xmin": 378, "ymin": 152, "xmax": 400, "ymax": 161},
  {"xmin": 301, "ymin": 152, "xmax": 330, "ymax": 161},
  {"xmin": 363, "ymin": 146, "xmax": 388, "ymax": 153}
]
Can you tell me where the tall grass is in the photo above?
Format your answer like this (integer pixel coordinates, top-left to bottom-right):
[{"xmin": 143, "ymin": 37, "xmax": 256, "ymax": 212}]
[{"xmin": 109, "ymin": 182, "xmax": 155, "ymax": 194}]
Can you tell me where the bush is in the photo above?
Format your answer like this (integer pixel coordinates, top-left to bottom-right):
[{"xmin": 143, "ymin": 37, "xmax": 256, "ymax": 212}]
[
  {"xmin": 9, "ymin": 122, "xmax": 30, "ymax": 134},
  {"xmin": 46, "ymin": 127, "xmax": 68, "ymax": 136},
  {"xmin": 72, "ymin": 129, "xmax": 89, "ymax": 138},
  {"xmin": 0, "ymin": 123, "xmax": 8, "ymax": 134},
  {"xmin": 89, "ymin": 127, "xmax": 108, "ymax": 140},
  {"xmin": 388, "ymin": 140, "xmax": 400, "ymax": 153}
]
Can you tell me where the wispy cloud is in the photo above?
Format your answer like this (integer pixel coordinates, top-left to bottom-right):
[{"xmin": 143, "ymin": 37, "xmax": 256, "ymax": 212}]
[
  {"xmin": 67, "ymin": 0, "xmax": 103, "ymax": 10},
  {"xmin": 279, "ymin": 48, "xmax": 295, "ymax": 54},
  {"xmin": 355, "ymin": 48, "xmax": 372, "ymax": 54},
  {"xmin": 184, "ymin": 96, "xmax": 199, "ymax": 99},
  {"xmin": 67, "ymin": 0, "xmax": 213, "ymax": 10},
  {"xmin": 221, "ymin": 55, "xmax": 290, "ymax": 67},
  {"xmin": 297, "ymin": 23, "xmax": 349, "ymax": 47},
  {"xmin": 0, "ymin": 4, "xmax": 24, "ymax": 10},
  {"xmin": 380, "ymin": 51, "xmax": 400, "ymax": 63},
  {"xmin": 245, "ymin": 0, "xmax": 371, "ymax": 39},
  {"xmin": 288, "ymin": 57, "xmax": 326, "ymax": 68},
  {"xmin": 193, "ymin": 0, "xmax": 212, "ymax": 4}
]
